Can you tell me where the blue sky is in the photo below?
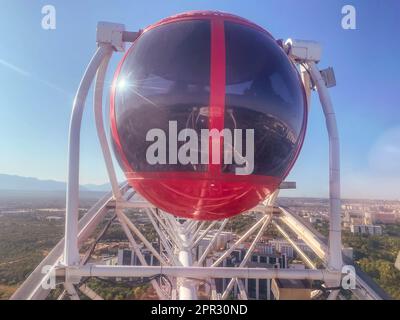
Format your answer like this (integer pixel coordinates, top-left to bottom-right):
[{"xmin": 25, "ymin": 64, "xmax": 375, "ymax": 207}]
[{"xmin": 0, "ymin": 0, "xmax": 399, "ymax": 199}]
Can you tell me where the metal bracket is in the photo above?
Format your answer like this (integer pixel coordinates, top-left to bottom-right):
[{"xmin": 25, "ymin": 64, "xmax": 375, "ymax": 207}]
[
  {"xmin": 320, "ymin": 67, "xmax": 337, "ymax": 88},
  {"xmin": 96, "ymin": 21, "xmax": 126, "ymax": 52},
  {"xmin": 284, "ymin": 39, "xmax": 322, "ymax": 62}
]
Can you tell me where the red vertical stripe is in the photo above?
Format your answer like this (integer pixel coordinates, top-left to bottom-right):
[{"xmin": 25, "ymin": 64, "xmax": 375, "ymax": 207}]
[{"xmin": 209, "ymin": 18, "xmax": 226, "ymax": 174}]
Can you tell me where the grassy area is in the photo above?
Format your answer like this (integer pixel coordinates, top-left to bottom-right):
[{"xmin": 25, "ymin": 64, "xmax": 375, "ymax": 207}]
[
  {"xmin": 342, "ymin": 226, "xmax": 400, "ymax": 299},
  {"xmin": 0, "ymin": 214, "xmax": 63, "ymax": 287},
  {"xmin": 315, "ymin": 220, "xmax": 400, "ymax": 299},
  {"xmin": 225, "ymin": 214, "xmax": 256, "ymax": 235},
  {"xmin": 0, "ymin": 213, "xmax": 64, "ymax": 299},
  {"xmin": 84, "ymin": 278, "xmax": 156, "ymax": 300},
  {"xmin": 0, "ymin": 284, "xmax": 17, "ymax": 299},
  {"xmin": 0, "ymin": 209, "xmax": 160, "ymax": 300}
]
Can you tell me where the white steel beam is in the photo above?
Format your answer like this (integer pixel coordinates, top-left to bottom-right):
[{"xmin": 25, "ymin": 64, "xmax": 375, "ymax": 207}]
[
  {"xmin": 307, "ymin": 61, "xmax": 342, "ymax": 272},
  {"xmin": 93, "ymin": 46, "xmax": 121, "ymax": 199},
  {"xmin": 279, "ymin": 208, "xmax": 327, "ymax": 261},
  {"xmin": 118, "ymin": 213, "xmax": 167, "ymax": 299},
  {"xmin": 192, "ymin": 221, "xmax": 206, "ymax": 242},
  {"xmin": 62, "ymin": 265, "xmax": 340, "ymax": 282},
  {"xmin": 210, "ymin": 279, "xmax": 218, "ymax": 300},
  {"xmin": 177, "ymin": 228, "xmax": 197, "ymax": 299},
  {"xmin": 150, "ymin": 209, "xmax": 182, "ymax": 249},
  {"xmin": 211, "ymin": 215, "xmax": 269, "ymax": 267},
  {"xmin": 191, "ymin": 221, "xmax": 217, "ymax": 248},
  {"xmin": 118, "ymin": 211, "xmax": 168, "ymax": 266},
  {"xmin": 236, "ymin": 279, "xmax": 248, "ymax": 300},
  {"xmin": 272, "ymin": 220, "xmax": 317, "ymax": 269},
  {"xmin": 196, "ymin": 220, "xmax": 228, "ymax": 266},
  {"xmin": 221, "ymin": 215, "xmax": 271, "ymax": 299},
  {"xmin": 64, "ymin": 44, "xmax": 114, "ymax": 266},
  {"xmin": 145, "ymin": 209, "xmax": 181, "ymax": 266}
]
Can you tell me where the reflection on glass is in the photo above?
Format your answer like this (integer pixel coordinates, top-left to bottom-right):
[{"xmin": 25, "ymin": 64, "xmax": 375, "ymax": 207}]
[
  {"xmin": 113, "ymin": 20, "xmax": 211, "ymax": 172},
  {"xmin": 224, "ymin": 21, "xmax": 306, "ymax": 177}
]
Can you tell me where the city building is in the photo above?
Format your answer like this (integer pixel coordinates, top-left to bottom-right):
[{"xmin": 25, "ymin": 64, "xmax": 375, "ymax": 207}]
[
  {"xmin": 268, "ymin": 239, "xmax": 312, "ymax": 258},
  {"xmin": 365, "ymin": 212, "xmax": 397, "ymax": 224},
  {"xmin": 196, "ymin": 230, "xmax": 234, "ymax": 259},
  {"xmin": 210, "ymin": 246, "xmax": 290, "ymax": 300},
  {"xmin": 350, "ymin": 224, "xmax": 382, "ymax": 236},
  {"xmin": 271, "ymin": 279, "xmax": 312, "ymax": 300},
  {"xmin": 343, "ymin": 211, "xmax": 366, "ymax": 226},
  {"xmin": 117, "ymin": 247, "xmax": 159, "ymax": 266}
]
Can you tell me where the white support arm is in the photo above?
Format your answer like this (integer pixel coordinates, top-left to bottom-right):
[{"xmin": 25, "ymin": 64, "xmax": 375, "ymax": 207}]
[
  {"xmin": 64, "ymin": 21, "xmax": 129, "ymax": 266},
  {"xmin": 93, "ymin": 47, "xmax": 121, "ymax": 198},
  {"xmin": 307, "ymin": 61, "xmax": 342, "ymax": 273},
  {"xmin": 64, "ymin": 44, "xmax": 113, "ymax": 266}
]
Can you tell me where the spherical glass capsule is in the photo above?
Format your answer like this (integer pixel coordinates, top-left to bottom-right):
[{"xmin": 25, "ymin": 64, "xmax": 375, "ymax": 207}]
[{"xmin": 110, "ymin": 11, "xmax": 307, "ymax": 220}]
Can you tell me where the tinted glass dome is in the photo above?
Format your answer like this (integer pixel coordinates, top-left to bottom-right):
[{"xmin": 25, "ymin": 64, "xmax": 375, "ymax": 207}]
[{"xmin": 110, "ymin": 11, "xmax": 307, "ymax": 220}]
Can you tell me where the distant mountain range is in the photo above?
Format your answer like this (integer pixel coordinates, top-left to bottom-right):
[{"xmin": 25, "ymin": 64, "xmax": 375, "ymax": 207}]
[{"xmin": 0, "ymin": 174, "xmax": 111, "ymax": 192}]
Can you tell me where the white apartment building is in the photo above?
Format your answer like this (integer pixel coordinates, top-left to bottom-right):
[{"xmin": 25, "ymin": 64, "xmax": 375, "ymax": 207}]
[{"xmin": 350, "ymin": 224, "xmax": 382, "ymax": 236}]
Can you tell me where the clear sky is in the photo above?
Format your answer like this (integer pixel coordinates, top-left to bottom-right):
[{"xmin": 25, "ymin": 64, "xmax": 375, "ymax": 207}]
[{"xmin": 0, "ymin": 0, "xmax": 399, "ymax": 199}]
